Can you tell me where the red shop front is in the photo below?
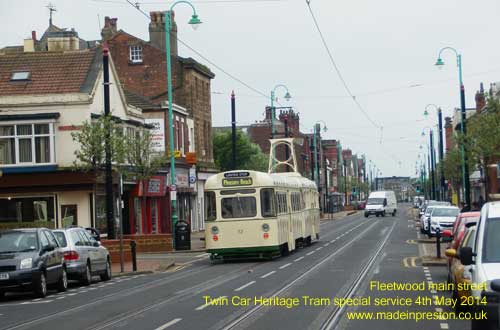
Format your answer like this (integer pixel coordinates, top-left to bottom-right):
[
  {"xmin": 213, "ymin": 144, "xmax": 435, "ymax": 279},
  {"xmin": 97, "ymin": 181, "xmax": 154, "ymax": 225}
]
[{"xmin": 128, "ymin": 176, "xmax": 172, "ymax": 235}]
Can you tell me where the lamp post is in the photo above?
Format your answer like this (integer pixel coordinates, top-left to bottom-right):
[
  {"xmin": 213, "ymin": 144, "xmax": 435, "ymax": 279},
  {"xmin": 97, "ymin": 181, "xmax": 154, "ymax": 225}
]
[
  {"xmin": 422, "ymin": 127, "xmax": 436, "ymax": 200},
  {"xmin": 270, "ymin": 84, "xmax": 291, "ymax": 138},
  {"xmin": 424, "ymin": 104, "xmax": 446, "ymax": 201},
  {"xmin": 165, "ymin": 1, "xmax": 202, "ymax": 249},
  {"xmin": 312, "ymin": 121, "xmax": 327, "ymax": 212},
  {"xmin": 435, "ymin": 47, "xmax": 471, "ymax": 207}
]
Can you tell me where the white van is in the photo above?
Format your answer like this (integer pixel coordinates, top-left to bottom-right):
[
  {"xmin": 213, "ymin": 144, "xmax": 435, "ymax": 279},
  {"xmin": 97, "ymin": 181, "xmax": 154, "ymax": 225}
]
[
  {"xmin": 364, "ymin": 191, "xmax": 397, "ymax": 218},
  {"xmin": 459, "ymin": 202, "xmax": 500, "ymax": 330}
]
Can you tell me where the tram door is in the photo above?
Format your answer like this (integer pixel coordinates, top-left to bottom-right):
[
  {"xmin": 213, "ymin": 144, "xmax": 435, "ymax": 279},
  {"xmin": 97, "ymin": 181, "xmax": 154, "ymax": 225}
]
[{"xmin": 287, "ymin": 190, "xmax": 295, "ymax": 251}]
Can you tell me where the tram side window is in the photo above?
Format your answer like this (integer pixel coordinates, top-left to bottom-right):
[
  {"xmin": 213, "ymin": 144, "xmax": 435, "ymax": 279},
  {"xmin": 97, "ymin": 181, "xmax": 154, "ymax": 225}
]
[
  {"xmin": 204, "ymin": 191, "xmax": 217, "ymax": 221},
  {"xmin": 221, "ymin": 197, "xmax": 257, "ymax": 219},
  {"xmin": 260, "ymin": 188, "xmax": 276, "ymax": 217}
]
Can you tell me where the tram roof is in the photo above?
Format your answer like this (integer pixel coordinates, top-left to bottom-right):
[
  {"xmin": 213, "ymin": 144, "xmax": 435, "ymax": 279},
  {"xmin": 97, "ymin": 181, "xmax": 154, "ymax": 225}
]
[{"xmin": 205, "ymin": 170, "xmax": 317, "ymax": 190}]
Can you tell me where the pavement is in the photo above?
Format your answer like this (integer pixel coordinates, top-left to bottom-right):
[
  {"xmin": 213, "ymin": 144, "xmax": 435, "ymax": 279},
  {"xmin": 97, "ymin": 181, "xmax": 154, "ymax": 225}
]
[{"xmin": 0, "ymin": 204, "xmax": 470, "ymax": 330}]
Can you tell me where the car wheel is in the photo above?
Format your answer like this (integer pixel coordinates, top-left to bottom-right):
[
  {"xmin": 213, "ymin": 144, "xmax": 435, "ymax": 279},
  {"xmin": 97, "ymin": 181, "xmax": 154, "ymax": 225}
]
[
  {"xmin": 80, "ymin": 263, "xmax": 92, "ymax": 286},
  {"xmin": 392, "ymin": 210, "xmax": 396, "ymax": 216},
  {"xmin": 57, "ymin": 268, "xmax": 68, "ymax": 292},
  {"xmin": 35, "ymin": 272, "xmax": 48, "ymax": 298},
  {"xmin": 100, "ymin": 259, "xmax": 112, "ymax": 281},
  {"xmin": 0, "ymin": 291, "xmax": 5, "ymax": 300}
]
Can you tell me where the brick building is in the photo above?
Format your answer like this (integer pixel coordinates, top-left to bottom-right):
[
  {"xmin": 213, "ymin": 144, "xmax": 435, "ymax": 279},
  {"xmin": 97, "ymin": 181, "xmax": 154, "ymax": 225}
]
[{"xmin": 101, "ymin": 13, "xmax": 216, "ymax": 232}]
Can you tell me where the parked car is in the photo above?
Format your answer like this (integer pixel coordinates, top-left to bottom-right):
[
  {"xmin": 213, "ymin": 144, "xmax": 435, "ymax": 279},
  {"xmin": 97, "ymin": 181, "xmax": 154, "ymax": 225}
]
[
  {"xmin": 52, "ymin": 227, "xmax": 111, "ymax": 285},
  {"xmin": 419, "ymin": 205, "xmax": 437, "ymax": 234},
  {"xmin": 0, "ymin": 228, "xmax": 67, "ymax": 298},
  {"xmin": 458, "ymin": 202, "xmax": 500, "ymax": 330},
  {"xmin": 445, "ymin": 212, "xmax": 480, "ymax": 252},
  {"xmin": 364, "ymin": 191, "xmax": 397, "ymax": 217},
  {"xmin": 428, "ymin": 206, "xmax": 460, "ymax": 237},
  {"xmin": 413, "ymin": 196, "xmax": 424, "ymax": 208},
  {"xmin": 445, "ymin": 225, "xmax": 477, "ymax": 308}
]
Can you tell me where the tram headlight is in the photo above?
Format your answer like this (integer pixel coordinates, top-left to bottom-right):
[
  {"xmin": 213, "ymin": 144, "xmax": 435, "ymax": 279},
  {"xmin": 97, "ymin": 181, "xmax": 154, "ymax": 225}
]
[
  {"xmin": 211, "ymin": 226, "xmax": 219, "ymax": 235},
  {"xmin": 262, "ymin": 223, "xmax": 270, "ymax": 232}
]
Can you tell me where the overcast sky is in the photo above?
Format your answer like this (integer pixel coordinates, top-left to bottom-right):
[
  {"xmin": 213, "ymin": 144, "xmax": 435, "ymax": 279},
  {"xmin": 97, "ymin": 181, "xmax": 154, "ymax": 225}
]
[{"xmin": 2, "ymin": 0, "xmax": 500, "ymax": 177}]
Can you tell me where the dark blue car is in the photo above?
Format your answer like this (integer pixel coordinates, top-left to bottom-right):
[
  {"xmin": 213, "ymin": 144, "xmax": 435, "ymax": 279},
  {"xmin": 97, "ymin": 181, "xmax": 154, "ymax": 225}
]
[{"xmin": 0, "ymin": 228, "xmax": 67, "ymax": 298}]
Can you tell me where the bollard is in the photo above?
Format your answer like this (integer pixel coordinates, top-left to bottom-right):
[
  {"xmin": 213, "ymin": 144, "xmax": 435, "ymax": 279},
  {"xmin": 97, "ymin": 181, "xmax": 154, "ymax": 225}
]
[
  {"xmin": 130, "ymin": 240, "xmax": 137, "ymax": 272},
  {"xmin": 436, "ymin": 228, "xmax": 441, "ymax": 259}
]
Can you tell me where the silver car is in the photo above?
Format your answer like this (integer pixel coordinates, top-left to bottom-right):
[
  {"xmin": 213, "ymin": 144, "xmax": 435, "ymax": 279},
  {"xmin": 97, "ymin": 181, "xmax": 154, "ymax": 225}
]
[{"xmin": 52, "ymin": 227, "xmax": 111, "ymax": 285}]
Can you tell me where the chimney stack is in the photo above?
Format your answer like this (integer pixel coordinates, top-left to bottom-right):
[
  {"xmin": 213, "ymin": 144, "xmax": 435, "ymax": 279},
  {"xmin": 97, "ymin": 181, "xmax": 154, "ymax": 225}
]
[
  {"xmin": 444, "ymin": 117, "xmax": 453, "ymax": 153},
  {"xmin": 475, "ymin": 82, "xmax": 486, "ymax": 114},
  {"xmin": 149, "ymin": 11, "xmax": 178, "ymax": 56},
  {"xmin": 101, "ymin": 16, "xmax": 118, "ymax": 41}
]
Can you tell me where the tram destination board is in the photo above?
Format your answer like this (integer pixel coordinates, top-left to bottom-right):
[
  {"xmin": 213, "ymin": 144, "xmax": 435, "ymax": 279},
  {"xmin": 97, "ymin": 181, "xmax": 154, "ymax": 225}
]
[
  {"xmin": 224, "ymin": 171, "xmax": 250, "ymax": 178},
  {"xmin": 222, "ymin": 177, "xmax": 253, "ymax": 187}
]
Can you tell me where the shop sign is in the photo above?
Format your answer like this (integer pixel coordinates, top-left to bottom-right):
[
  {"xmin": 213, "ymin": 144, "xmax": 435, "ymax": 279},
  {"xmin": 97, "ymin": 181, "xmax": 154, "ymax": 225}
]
[
  {"xmin": 186, "ymin": 152, "xmax": 197, "ymax": 165},
  {"xmin": 176, "ymin": 172, "xmax": 189, "ymax": 188},
  {"xmin": 145, "ymin": 118, "xmax": 165, "ymax": 153}
]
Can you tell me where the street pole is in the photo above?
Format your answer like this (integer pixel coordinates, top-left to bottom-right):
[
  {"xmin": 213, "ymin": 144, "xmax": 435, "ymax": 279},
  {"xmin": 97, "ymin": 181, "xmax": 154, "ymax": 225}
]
[
  {"xmin": 103, "ymin": 48, "xmax": 115, "ymax": 240},
  {"xmin": 313, "ymin": 125, "xmax": 318, "ymax": 188},
  {"xmin": 438, "ymin": 108, "xmax": 446, "ymax": 201},
  {"xmin": 435, "ymin": 47, "xmax": 470, "ymax": 207},
  {"xmin": 270, "ymin": 84, "xmax": 291, "ymax": 139},
  {"xmin": 231, "ymin": 90, "xmax": 236, "ymax": 170},
  {"xmin": 427, "ymin": 151, "xmax": 431, "ymax": 200},
  {"xmin": 284, "ymin": 114, "xmax": 289, "ymax": 172},
  {"xmin": 344, "ymin": 159, "xmax": 347, "ymax": 206},
  {"xmin": 165, "ymin": 1, "xmax": 201, "ymax": 250},
  {"xmin": 430, "ymin": 130, "xmax": 436, "ymax": 201}
]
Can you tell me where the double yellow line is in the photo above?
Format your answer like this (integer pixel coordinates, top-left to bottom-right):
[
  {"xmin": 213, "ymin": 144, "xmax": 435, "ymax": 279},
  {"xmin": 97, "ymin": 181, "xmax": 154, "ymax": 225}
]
[{"xmin": 403, "ymin": 256, "xmax": 419, "ymax": 268}]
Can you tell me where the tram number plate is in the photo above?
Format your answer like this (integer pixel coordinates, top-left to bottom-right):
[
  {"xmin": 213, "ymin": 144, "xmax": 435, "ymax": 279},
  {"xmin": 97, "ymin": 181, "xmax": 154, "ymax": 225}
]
[
  {"xmin": 222, "ymin": 178, "xmax": 253, "ymax": 187},
  {"xmin": 0, "ymin": 273, "xmax": 9, "ymax": 280}
]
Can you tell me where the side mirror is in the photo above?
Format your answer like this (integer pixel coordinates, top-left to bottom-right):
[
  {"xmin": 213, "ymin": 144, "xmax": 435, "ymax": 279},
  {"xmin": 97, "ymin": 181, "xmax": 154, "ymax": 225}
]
[
  {"xmin": 459, "ymin": 246, "xmax": 474, "ymax": 266},
  {"xmin": 42, "ymin": 244, "xmax": 55, "ymax": 253},
  {"xmin": 491, "ymin": 279, "xmax": 500, "ymax": 292},
  {"xmin": 93, "ymin": 241, "xmax": 100, "ymax": 247},
  {"xmin": 445, "ymin": 248, "xmax": 457, "ymax": 258}
]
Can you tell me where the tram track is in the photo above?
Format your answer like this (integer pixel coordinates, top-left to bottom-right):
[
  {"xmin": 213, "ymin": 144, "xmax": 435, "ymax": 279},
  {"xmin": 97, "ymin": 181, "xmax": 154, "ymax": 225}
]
[
  {"xmin": 218, "ymin": 218, "xmax": 395, "ymax": 330},
  {"xmin": 0, "ymin": 262, "xmax": 256, "ymax": 330}
]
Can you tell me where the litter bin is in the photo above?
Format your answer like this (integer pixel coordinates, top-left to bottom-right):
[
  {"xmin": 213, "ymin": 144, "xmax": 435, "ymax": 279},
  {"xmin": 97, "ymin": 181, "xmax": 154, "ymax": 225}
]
[{"xmin": 175, "ymin": 221, "xmax": 191, "ymax": 250}]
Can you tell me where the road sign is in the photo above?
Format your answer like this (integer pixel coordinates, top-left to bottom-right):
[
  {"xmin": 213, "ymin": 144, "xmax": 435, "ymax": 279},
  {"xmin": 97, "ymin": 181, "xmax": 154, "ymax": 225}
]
[{"xmin": 170, "ymin": 184, "xmax": 177, "ymax": 191}]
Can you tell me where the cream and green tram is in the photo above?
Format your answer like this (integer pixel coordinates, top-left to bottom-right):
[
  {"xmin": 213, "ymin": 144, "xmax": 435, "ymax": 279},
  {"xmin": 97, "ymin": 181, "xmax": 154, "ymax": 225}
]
[{"xmin": 204, "ymin": 170, "xmax": 320, "ymax": 260}]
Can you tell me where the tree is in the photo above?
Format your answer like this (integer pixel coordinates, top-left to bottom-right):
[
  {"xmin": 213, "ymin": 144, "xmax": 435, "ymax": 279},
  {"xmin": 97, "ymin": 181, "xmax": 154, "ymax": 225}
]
[
  {"xmin": 71, "ymin": 116, "xmax": 127, "ymax": 234},
  {"xmin": 464, "ymin": 97, "xmax": 500, "ymax": 201},
  {"xmin": 213, "ymin": 130, "xmax": 268, "ymax": 172}
]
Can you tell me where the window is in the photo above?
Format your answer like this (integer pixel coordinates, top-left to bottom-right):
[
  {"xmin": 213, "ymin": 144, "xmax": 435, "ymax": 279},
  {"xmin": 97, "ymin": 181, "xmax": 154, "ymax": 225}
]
[
  {"xmin": 0, "ymin": 123, "xmax": 54, "ymax": 166},
  {"xmin": 129, "ymin": 45, "xmax": 143, "ymax": 63},
  {"xmin": 70, "ymin": 230, "xmax": 85, "ymax": 246},
  {"xmin": 61, "ymin": 205, "xmax": 78, "ymax": 228},
  {"xmin": 39, "ymin": 231, "xmax": 50, "ymax": 248},
  {"xmin": 261, "ymin": 188, "xmax": 276, "ymax": 218},
  {"xmin": 221, "ymin": 197, "xmax": 256, "ymax": 219},
  {"xmin": 204, "ymin": 191, "xmax": 216, "ymax": 221},
  {"xmin": 53, "ymin": 232, "xmax": 68, "ymax": 248},
  {"xmin": 483, "ymin": 218, "xmax": 500, "ymax": 263},
  {"xmin": 10, "ymin": 71, "xmax": 30, "ymax": 81},
  {"xmin": 44, "ymin": 230, "xmax": 59, "ymax": 247}
]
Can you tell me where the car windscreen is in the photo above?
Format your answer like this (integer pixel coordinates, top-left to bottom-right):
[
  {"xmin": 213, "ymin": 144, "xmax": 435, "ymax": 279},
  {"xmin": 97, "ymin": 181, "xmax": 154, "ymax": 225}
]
[
  {"xmin": 483, "ymin": 218, "xmax": 500, "ymax": 263},
  {"xmin": 221, "ymin": 196, "xmax": 257, "ymax": 219},
  {"xmin": 0, "ymin": 231, "xmax": 38, "ymax": 253},
  {"xmin": 431, "ymin": 208, "xmax": 459, "ymax": 217},
  {"xmin": 367, "ymin": 198, "xmax": 384, "ymax": 205},
  {"xmin": 53, "ymin": 232, "xmax": 68, "ymax": 248}
]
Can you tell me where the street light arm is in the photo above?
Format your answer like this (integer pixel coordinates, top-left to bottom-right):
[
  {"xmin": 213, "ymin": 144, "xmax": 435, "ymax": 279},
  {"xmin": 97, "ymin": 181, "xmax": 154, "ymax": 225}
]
[
  {"xmin": 272, "ymin": 84, "xmax": 290, "ymax": 95},
  {"xmin": 169, "ymin": 0, "xmax": 198, "ymax": 15}
]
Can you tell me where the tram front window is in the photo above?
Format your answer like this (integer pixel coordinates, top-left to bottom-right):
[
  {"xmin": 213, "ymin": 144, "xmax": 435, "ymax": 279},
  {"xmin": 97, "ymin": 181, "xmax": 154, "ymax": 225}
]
[
  {"xmin": 221, "ymin": 197, "xmax": 257, "ymax": 219},
  {"xmin": 260, "ymin": 188, "xmax": 276, "ymax": 217}
]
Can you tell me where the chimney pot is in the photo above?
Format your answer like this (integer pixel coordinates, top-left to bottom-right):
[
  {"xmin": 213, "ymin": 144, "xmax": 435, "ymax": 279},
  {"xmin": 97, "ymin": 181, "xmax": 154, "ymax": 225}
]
[{"xmin": 31, "ymin": 30, "xmax": 37, "ymax": 41}]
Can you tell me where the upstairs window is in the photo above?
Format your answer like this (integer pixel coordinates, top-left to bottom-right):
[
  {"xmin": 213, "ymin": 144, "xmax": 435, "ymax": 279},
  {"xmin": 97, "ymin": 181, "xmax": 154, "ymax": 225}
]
[
  {"xmin": 129, "ymin": 45, "xmax": 143, "ymax": 63},
  {"xmin": 0, "ymin": 123, "xmax": 55, "ymax": 166}
]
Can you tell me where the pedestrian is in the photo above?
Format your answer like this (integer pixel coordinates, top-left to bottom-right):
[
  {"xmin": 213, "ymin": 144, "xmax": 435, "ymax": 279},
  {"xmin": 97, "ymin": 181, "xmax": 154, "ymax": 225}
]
[{"xmin": 460, "ymin": 202, "xmax": 471, "ymax": 213}]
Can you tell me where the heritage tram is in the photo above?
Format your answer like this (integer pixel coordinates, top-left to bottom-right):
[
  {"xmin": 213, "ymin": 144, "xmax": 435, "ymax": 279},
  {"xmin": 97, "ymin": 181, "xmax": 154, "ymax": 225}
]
[{"xmin": 204, "ymin": 138, "xmax": 320, "ymax": 260}]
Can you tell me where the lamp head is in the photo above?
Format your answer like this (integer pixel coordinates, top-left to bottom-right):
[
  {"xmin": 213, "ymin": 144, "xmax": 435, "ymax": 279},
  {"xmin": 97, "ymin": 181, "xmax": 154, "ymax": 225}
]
[
  {"xmin": 435, "ymin": 57, "xmax": 445, "ymax": 69},
  {"xmin": 322, "ymin": 126, "xmax": 328, "ymax": 133},
  {"xmin": 423, "ymin": 109, "xmax": 429, "ymax": 117},
  {"xmin": 284, "ymin": 91, "xmax": 291, "ymax": 101},
  {"xmin": 421, "ymin": 131, "xmax": 425, "ymax": 137},
  {"xmin": 188, "ymin": 14, "xmax": 202, "ymax": 30}
]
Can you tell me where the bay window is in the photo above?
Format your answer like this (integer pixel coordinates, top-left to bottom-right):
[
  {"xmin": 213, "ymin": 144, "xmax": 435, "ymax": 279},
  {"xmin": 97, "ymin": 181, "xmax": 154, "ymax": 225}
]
[{"xmin": 0, "ymin": 123, "xmax": 55, "ymax": 166}]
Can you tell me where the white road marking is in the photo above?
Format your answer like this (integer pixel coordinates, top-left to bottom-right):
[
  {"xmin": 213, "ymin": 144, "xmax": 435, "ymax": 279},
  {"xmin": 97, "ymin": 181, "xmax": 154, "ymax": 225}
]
[
  {"xmin": 154, "ymin": 318, "xmax": 182, "ymax": 330},
  {"xmin": 279, "ymin": 263, "xmax": 292, "ymax": 270},
  {"xmin": 195, "ymin": 296, "xmax": 227, "ymax": 311},
  {"xmin": 32, "ymin": 298, "xmax": 42, "ymax": 302},
  {"xmin": 195, "ymin": 253, "xmax": 206, "ymax": 258},
  {"xmin": 66, "ymin": 293, "xmax": 78, "ymax": 296},
  {"xmin": 315, "ymin": 247, "xmax": 322, "ymax": 251},
  {"xmin": 294, "ymin": 256, "xmax": 304, "ymax": 262},
  {"xmin": 324, "ymin": 243, "xmax": 329, "ymax": 247},
  {"xmin": 330, "ymin": 240, "xmax": 336, "ymax": 243},
  {"xmin": 21, "ymin": 300, "xmax": 53, "ymax": 304},
  {"xmin": 430, "ymin": 290, "xmax": 437, "ymax": 294},
  {"xmin": 235, "ymin": 281, "xmax": 256, "ymax": 292},
  {"xmin": 56, "ymin": 296, "xmax": 66, "ymax": 300},
  {"xmin": 440, "ymin": 323, "xmax": 449, "ymax": 329},
  {"xmin": 261, "ymin": 271, "xmax": 276, "ymax": 279},
  {"xmin": 306, "ymin": 251, "xmax": 315, "ymax": 256},
  {"xmin": 435, "ymin": 308, "xmax": 443, "ymax": 312}
]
